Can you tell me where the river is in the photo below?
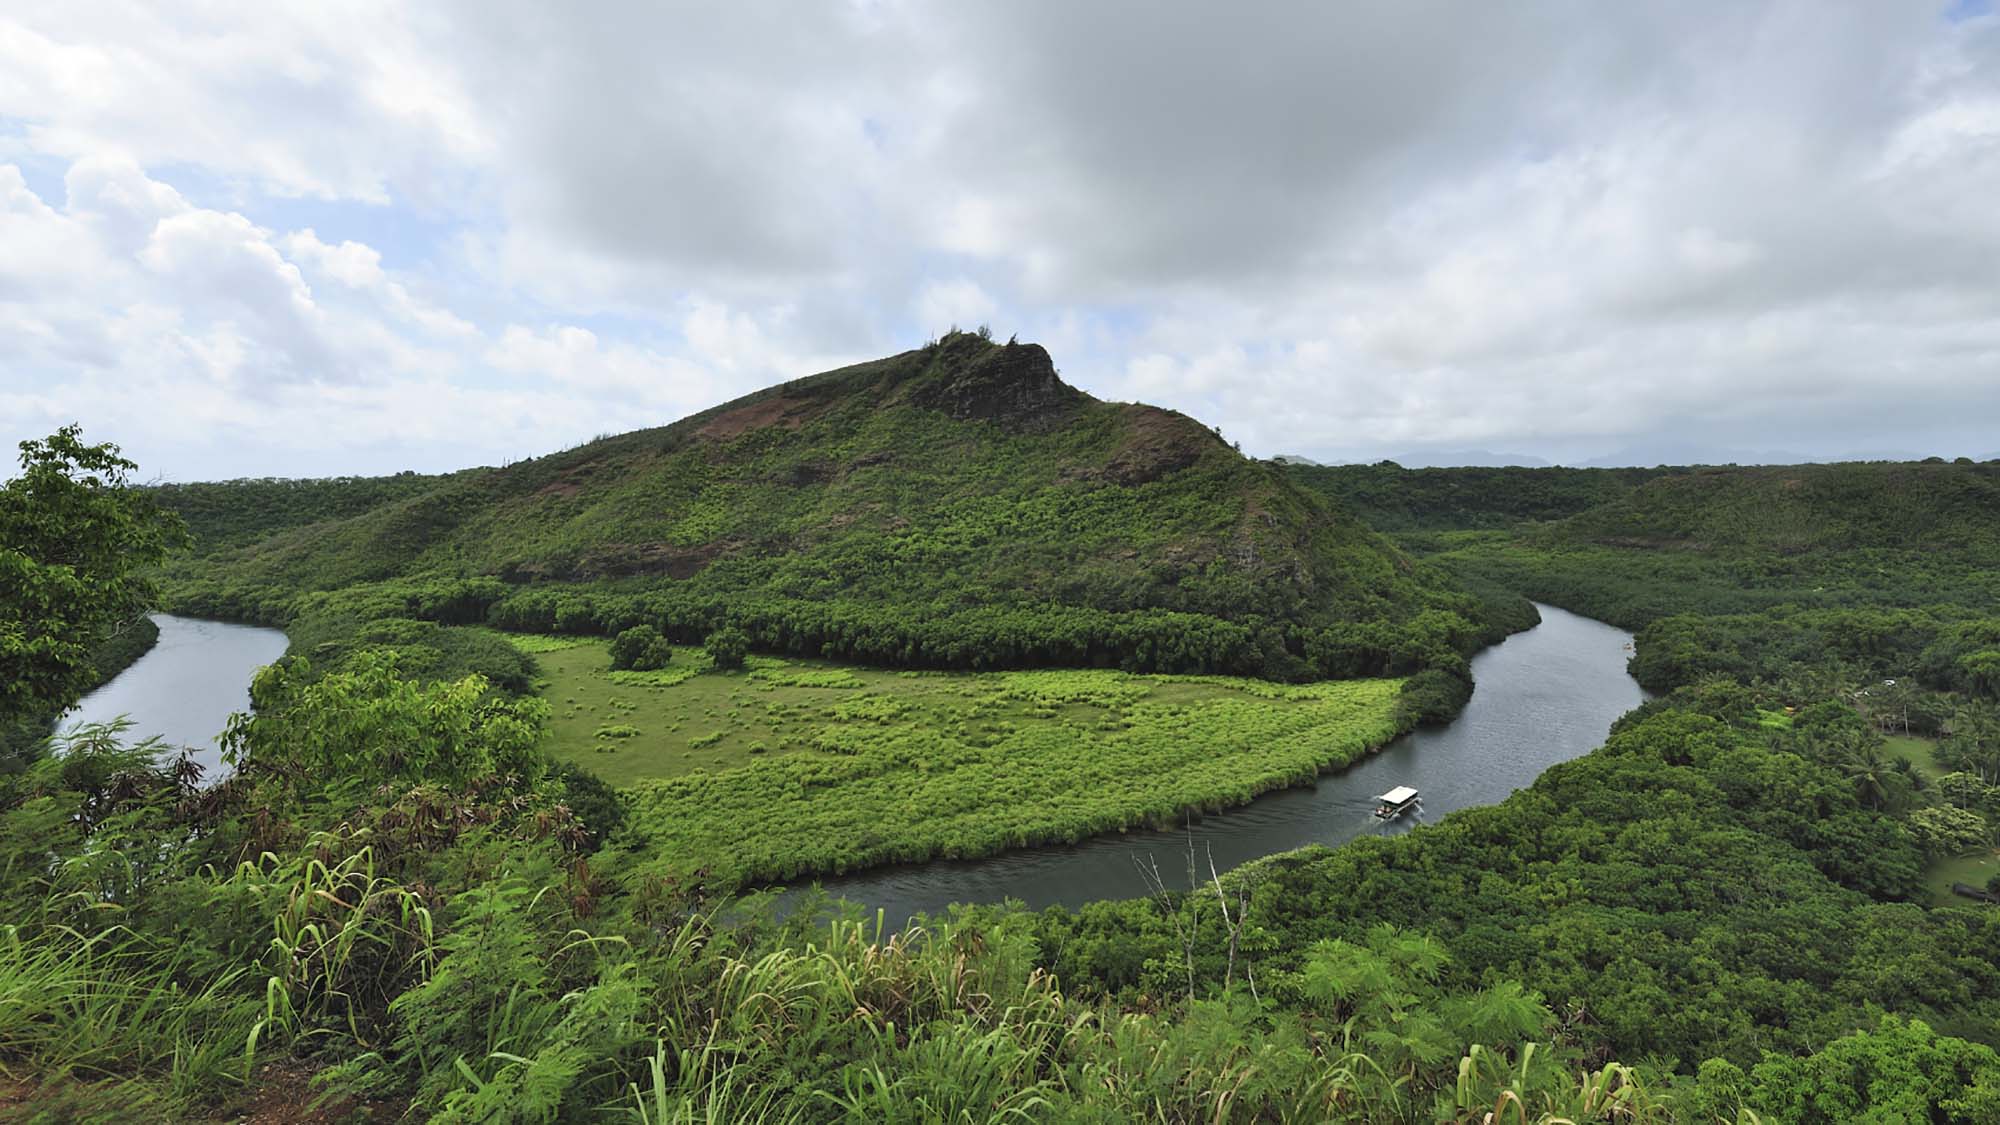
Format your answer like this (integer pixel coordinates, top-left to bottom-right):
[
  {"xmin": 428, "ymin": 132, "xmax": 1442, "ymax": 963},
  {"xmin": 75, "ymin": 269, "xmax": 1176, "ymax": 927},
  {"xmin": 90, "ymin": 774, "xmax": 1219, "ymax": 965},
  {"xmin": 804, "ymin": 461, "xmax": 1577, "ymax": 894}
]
[
  {"xmin": 62, "ymin": 605, "xmax": 1640, "ymax": 926},
  {"xmin": 791, "ymin": 603, "xmax": 1644, "ymax": 927},
  {"xmin": 62, "ymin": 613, "xmax": 290, "ymax": 779}
]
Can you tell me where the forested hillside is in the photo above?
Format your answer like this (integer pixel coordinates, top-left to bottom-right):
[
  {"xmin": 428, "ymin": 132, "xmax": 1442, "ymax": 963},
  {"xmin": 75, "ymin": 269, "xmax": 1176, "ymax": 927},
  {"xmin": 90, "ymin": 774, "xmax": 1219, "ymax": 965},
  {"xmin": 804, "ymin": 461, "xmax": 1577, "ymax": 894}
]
[
  {"xmin": 151, "ymin": 472, "xmax": 452, "ymax": 555},
  {"xmin": 1295, "ymin": 459, "xmax": 2000, "ymax": 692},
  {"xmin": 165, "ymin": 332, "xmax": 1511, "ymax": 682},
  {"xmin": 1285, "ymin": 462, "xmax": 1668, "ymax": 531},
  {"xmin": 1546, "ymin": 461, "xmax": 2000, "ymax": 553}
]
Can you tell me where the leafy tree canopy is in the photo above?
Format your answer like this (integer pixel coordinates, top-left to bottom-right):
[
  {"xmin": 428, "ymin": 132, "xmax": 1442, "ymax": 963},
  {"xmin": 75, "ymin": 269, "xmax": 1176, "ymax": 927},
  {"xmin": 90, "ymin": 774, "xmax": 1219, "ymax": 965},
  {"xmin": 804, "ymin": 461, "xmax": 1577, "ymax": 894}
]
[
  {"xmin": 608, "ymin": 623, "xmax": 673, "ymax": 671},
  {"xmin": 0, "ymin": 425, "xmax": 186, "ymax": 725},
  {"xmin": 224, "ymin": 652, "xmax": 548, "ymax": 791},
  {"xmin": 703, "ymin": 626, "xmax": 750, "ymax": 670}
]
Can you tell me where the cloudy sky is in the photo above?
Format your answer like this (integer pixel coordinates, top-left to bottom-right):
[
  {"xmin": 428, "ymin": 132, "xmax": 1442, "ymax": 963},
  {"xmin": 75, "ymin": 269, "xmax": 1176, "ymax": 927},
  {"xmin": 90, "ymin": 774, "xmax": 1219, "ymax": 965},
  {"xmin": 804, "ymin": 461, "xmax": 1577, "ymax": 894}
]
[{"xmin": 4, "ymin": 1, "xmax": 1998, "ymax": 479}]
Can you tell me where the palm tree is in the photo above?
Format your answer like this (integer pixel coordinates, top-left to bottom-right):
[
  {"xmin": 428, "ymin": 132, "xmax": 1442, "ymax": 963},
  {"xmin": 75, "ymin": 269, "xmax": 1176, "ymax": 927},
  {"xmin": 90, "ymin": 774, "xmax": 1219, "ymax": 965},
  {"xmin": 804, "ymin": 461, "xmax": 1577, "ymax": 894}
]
[
  {"xmin": 1843, "ymin": 745, "xmax": 1914, "ymax": 813},
  {"xmin": 1943, "ymin": 703, "xmax": 2000, "ymax": 784}
]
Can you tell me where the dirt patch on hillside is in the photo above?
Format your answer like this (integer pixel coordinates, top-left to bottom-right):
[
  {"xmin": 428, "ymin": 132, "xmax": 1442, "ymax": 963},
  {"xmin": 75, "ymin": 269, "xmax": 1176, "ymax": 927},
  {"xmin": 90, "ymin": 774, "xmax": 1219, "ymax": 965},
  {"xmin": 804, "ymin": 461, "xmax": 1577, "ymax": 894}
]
[
  {"xmin": 696, "ymin": 393, "xmax": 829, "ymax": 442},
  {"xmin": 771, "ymin": 460, "xmax": 836, "ymax": 487},
  {"xmin": 228, "ymin": 1061, "xmax": 406, "ymax": 1123}
]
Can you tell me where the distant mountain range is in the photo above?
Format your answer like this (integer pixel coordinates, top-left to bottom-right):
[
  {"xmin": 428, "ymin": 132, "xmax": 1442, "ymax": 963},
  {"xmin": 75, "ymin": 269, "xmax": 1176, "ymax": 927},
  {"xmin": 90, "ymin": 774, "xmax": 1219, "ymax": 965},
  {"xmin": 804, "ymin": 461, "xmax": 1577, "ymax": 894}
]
[
  {"xmin": 1279, "ymin": 443, "xmax": 1988, "ymax": 470},
  {"xmin": 1276, "ymin": 450, "xmax": 1552, "ymax": 469}
]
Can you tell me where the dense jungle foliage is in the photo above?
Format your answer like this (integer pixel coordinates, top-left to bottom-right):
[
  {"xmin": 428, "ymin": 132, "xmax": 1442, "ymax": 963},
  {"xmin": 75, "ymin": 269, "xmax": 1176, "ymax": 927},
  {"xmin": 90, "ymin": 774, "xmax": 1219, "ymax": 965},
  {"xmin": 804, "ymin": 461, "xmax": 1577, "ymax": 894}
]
[
  {"xmin": 9, "ymin": 694, "xmax": 1998, "ymax": 1120},
  {"xmin": 1033, "ymin": 692, "xmax": 2000, "ymax": 1067},
  {"xmin": 1283, "ymin": 462, "xmax": 1669, "ymax": 531},
  {"xmin": 1312, "ymin": 460, "xmax": 2000, "ymax": 899},
  {"xmin": 1392, "ymin": 463, "xmax": 2000, "ymax": 698},
  {"xmin": 10, "ymin": 431, "xmax": 2000, "ymax": 1118},
  {"xmin": 153, "ymin": 472, "xmax": 452, "ymax": 556},
  {"xmin": 157, "ymin": 333, "xmax": 1508, "ymax": 684}
]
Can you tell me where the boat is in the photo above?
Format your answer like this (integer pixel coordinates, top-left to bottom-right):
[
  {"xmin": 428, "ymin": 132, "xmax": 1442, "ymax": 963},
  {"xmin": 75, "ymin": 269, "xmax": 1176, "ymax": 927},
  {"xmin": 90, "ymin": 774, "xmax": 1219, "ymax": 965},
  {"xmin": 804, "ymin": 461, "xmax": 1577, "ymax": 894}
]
[{"xmin": 1373, "ymin": 786, "xmax": 1420, "ymax": 819}]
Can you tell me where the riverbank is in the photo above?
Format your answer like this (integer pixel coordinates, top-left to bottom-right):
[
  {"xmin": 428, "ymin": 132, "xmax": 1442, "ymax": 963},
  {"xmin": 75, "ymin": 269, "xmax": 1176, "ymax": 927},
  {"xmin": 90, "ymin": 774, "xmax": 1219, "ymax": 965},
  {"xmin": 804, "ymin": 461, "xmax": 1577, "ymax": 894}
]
[
  {"xmin": 1, "ymin": 615, "xmax": 161, "ymax": 767},
  {"xmin": 794, "ymin": 603, "xmax": 1644, "ymax": 928},
  {"xmin": 59, "ymin": 614, "xmax": 289, "ymax": 778},
  {"xmin": 581, "ymin": 654, "xmax": 1411, "ymax": 894}
]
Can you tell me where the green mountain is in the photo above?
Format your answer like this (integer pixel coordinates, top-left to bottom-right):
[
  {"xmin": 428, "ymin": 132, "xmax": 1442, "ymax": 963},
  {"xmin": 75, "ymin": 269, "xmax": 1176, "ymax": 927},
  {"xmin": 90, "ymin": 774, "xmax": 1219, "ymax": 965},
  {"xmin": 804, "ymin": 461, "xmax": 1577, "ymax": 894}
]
[{"xmin": 166, "ymin": 332, "xmax": 1494, "ymax": 679}]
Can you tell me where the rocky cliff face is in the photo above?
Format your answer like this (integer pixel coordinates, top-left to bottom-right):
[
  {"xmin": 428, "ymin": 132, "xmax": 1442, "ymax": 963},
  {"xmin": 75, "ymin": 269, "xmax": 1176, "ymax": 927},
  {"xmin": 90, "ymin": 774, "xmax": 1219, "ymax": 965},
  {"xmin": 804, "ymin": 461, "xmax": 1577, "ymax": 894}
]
[{"xmin": 902, "ymin": 335, "xmax": 1087, "ymax": 430}]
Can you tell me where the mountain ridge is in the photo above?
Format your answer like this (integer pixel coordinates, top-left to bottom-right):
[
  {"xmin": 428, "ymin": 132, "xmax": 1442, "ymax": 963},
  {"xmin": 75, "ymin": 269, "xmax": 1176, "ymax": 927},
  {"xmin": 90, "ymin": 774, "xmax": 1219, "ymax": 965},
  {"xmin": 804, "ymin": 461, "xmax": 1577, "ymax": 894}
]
[{"xmin": 1538, "ymin": 461, "xmax": 2000, "ymax": 554}]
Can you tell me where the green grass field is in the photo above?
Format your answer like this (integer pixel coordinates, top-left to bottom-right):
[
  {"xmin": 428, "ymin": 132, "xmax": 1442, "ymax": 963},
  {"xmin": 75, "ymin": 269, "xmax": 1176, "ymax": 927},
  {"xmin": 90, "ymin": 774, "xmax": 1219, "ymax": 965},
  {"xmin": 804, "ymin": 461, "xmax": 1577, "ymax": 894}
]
[
  {"xmin": 1884, "ymin": 734, "xmax": 1947, "ymax": 782},
  {"xmin": 1928, "ymin": 848, "xmax": 2000, "ymax": 905},
  {"xmin": 511, "ymin": 632, "xmax": 1405, "ymax": 785},
  {"xmin": 516, "ymin": 634, "xmax": 814, "ymax": 784},
  {"xmin": 495, "ymin": 630, "xmax": 1409, "ymax": 888}
]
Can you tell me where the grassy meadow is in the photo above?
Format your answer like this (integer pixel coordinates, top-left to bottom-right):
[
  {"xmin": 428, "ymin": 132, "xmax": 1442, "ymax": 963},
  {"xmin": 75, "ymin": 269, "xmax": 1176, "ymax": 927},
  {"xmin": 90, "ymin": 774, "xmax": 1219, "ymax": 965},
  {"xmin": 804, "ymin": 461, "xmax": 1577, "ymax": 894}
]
[
  {"xmin": 496, "ymin": 630, "xmax": 1408, "ymax": 889},
  {"xmin": 1884, "ymin": 733, "xmax": 1947, "ymax": 781},
  {"xmin": 1930, "ymin": 848, "xmax": 2000, "ymax": 903}
]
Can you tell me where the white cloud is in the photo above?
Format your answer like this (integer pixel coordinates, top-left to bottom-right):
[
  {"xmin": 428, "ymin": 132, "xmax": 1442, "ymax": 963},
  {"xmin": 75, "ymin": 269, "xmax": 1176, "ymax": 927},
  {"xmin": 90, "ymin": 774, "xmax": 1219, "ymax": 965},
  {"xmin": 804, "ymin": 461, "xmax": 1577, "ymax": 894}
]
[
  {"xmin": 0, "ymin": 4, "xmax": 487, "ymax": 203},
  {"xmin": 0, "ymin": 158, "xmax": 660, "ymax": 474},
  {"xmin": 283, "ymin": 230, "xmax": 383, "ymax": 288},
  {"xmin": 283, "ymin": 229, "xmax": 478, "ymax": 340},
  {"xmin": 486, "ymin": 323, "xmax": 696, "ymax": 402},
  {"xmin": 914, "ymin": 279, "xmax": 997, "ymax": 335},
  {"xmin": 7, "ymin": 2, "xmax": 2000, "ymax": 475}
]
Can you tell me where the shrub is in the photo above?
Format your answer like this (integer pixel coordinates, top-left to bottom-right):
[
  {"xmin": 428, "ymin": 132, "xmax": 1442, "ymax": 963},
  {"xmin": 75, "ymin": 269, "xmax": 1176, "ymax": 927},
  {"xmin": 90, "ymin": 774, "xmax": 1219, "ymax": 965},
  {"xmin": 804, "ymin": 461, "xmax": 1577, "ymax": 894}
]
[
  {"xmin": 704, "ymin": 627, "xmax": 750, "ymax": 670},
  {"xmin": 550, "ymin": 761, "xmax": 627, "ymax": 849},
  {"xmin": 609, "ymin": 625, "xmax": 673, "ymax": 672},
  {"xmin": 1396, "ymin": 665, "xmax": 1473, "ymax": 727},
  {"xmin": 231, "ymin": 653, "xmax": 547, "ymax": 789}
]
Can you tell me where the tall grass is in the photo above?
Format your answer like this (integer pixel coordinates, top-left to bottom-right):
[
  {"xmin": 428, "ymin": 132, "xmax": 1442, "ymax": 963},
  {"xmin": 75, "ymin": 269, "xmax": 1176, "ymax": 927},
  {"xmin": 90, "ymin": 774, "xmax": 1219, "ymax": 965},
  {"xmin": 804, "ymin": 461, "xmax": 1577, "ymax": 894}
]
[{"xmin": 0, "ymin": 920, "xmax": 257, "ymax": 1106}]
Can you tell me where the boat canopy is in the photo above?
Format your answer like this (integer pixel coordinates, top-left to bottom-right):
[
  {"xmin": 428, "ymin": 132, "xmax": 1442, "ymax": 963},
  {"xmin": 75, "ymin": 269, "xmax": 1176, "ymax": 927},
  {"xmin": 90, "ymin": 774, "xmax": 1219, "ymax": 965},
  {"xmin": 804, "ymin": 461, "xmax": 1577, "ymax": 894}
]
[{"xmin": 1376, "ymin": 786, "xmax": 1419, "ymax": 805}]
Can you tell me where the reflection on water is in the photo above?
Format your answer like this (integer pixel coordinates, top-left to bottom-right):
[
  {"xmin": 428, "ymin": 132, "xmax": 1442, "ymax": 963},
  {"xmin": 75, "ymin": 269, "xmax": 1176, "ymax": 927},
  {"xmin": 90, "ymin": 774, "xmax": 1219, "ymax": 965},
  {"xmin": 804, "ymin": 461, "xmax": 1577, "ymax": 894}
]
[
  {"xmin": 791, "ymin": 604, "xmax": 1644, "ymax": 929},
  {"xmin": 63, "ymin": 614, "xmax": 290, "ymax": 779}
]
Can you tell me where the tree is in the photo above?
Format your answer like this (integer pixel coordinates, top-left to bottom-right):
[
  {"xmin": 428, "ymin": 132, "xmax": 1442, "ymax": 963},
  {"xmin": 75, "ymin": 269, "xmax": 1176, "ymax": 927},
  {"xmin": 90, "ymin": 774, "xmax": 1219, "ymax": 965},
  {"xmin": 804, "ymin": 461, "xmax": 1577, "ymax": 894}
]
[
  {"xmin": 1747, "ymin": 1017, "xmax": 2000, "ymax": 1123},
  {"xmin": 224, "ymin": 652, "xmax": 548, "ymax": 790},
  {"xmin": 704, "ymin": 626, "xmax": 750, "ymax": 670},
  {"xmin": 1872, "ymin": 677, "xmax": 1917, "ymax": 735},
  {"xmin": 0, "ymin": 426, "xmax": 187, "ymax": 725},
  {"xmin": 1905, "ymin": 806, "xmax": 1991, "ymax": 859},
  {"xmin": 609, "ymin": 624, "xmax": 672, "ymax": 671},
  {"xmin": 1843, "ymin": 745, "xmax": 1916, "ymax": 813},
  {"xmin": 1942, "ymin": 703, "xmax": 2000, "ymax": 784}
]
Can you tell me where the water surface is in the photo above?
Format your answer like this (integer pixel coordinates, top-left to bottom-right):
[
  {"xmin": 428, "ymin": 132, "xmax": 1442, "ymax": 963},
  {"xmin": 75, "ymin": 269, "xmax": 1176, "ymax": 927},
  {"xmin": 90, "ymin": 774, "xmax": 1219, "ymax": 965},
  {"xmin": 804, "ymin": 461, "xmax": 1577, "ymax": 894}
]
[
  {"xmin": 795, "ymin": 603, "xmax": 1642, "ymax": 927},
  {"xmin": 63, "ymin": 613, "xmax": 290, "ymax": 778}
]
